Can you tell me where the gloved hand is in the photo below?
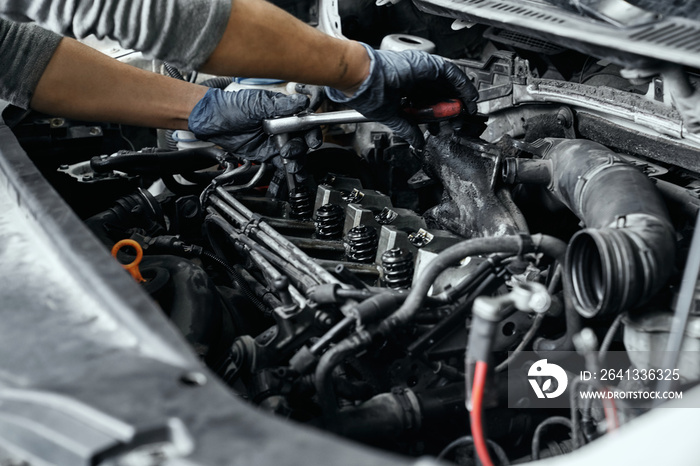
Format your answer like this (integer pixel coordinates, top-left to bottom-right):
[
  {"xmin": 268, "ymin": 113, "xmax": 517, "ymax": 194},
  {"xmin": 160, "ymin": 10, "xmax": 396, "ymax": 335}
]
[
  {"xmin": 325, "ymin": 44, "xmax": 479, "ymax": 149},
  {"xmin": 188, "ymin": 88, "xmax": 322, "ymax": 167}
]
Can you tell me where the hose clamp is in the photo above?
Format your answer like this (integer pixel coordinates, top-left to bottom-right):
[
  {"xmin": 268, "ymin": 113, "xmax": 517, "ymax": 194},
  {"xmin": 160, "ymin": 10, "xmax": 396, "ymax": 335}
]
[
  {"xmin": 517, "ymin": 232, "xmax": 534, "ymax": 258},
  {"xmin": 391, "ymin": 388, "xmax": 422, "ymax": 432},
  {"xmin": 242, "ymin": 214, "xmax": 262, "ymax": 235}
]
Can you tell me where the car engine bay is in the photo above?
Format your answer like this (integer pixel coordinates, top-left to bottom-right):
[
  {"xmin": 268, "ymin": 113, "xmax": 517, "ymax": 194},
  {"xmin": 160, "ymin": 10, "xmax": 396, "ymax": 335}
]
[{"xmin": 5, "ymin": 0, "xmax": 700, "ymax": 464}]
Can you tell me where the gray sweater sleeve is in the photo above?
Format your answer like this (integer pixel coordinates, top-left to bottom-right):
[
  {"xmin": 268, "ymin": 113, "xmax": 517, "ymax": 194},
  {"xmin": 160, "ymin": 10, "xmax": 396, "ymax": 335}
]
[
  {"xmin": 1, "ymin": 0, "xmax": 231, "ymax": 70},
  {"xmin": 0, "ymin": 19, "xmax": 62, "ymax": 108}
]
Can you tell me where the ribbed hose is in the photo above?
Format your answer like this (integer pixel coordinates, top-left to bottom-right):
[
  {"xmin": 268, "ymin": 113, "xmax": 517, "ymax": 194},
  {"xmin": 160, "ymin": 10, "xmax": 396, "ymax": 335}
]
[
  {"xmin": 544, "ymin": 139, "xmax": 676, "ymax": 317},
  {"xmin": 505, "ymin": 139, "xmax": 676, "ymax": 317}
]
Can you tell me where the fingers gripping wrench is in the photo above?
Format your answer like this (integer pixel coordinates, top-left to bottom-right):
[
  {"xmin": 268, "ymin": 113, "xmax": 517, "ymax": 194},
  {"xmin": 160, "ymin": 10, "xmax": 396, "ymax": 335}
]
[
  {"xmin": 263, "ymin": 99, "xmax": 465, "ymax": 136},
  {"xmin": 265, "ymin": 110, "xmax": 370, "ymax": 192},
  {"xmin": 263, "ymin": 100, "xmax": 465, "ymax": 191}
]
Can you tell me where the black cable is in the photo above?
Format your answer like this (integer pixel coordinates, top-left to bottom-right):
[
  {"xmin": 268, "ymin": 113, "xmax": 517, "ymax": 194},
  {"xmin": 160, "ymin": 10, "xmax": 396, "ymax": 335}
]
[
  {"xmin": 569, "ymin": 377, "xmax": 589, "ymax": 449},
  {"xmin": 533, "ymin": 276, "xmax": 581, "ymax": 355},
  {"xmin": 201, "ymin": 251, "xmax": 270, "ymax": 315},
  {"xmin": 599, "ymin": 312, "xmax": 625, "ymax": 362},
  {"xmin": 496, "ymin": 265, "xmax": 563, "ymax": 372},
  {"xmin": 531, "ymin": 416, "xmax": 574, "ymax": 460},
  {"xmin": 441, "ymin": 254, "xmax": 509, "ymax": 303},
  {"xmin": 436, "ymin": 436, "xmax": 510, "ymax": 465},
  {"xmin": 495, "ymin": 313, "xmax": 545, "ymax": 373},
  {"xmin": 580, "ymin": 311, "xmax": 627, "ymax": 426},
  {"xmin": 118, "ymin": 124, "xmax": 136, "ymax": 151}
]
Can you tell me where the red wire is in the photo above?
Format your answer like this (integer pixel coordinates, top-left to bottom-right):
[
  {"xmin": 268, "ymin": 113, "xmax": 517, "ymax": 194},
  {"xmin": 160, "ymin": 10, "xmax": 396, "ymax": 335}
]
[
  {"xmin": 602, "ymin": 388, "xmax": 619, "ymax": 431},
  {"xmin": 470, "ymin": 361, "xmax": 495, "ymax": 466}
]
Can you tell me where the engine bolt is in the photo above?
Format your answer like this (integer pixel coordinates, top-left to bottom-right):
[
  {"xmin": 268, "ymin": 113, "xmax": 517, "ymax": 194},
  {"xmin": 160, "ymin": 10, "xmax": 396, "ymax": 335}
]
[
  {"xmin": 344, "ymin": 224, "xmax": 378, "ymax": 263},
  {"xmin": 381, "ymin": 248, "xmax": 414, "ymax": 289},
  {"xmin": 315, "ymin": 203, "xmax": 345, "ymax": 240}
]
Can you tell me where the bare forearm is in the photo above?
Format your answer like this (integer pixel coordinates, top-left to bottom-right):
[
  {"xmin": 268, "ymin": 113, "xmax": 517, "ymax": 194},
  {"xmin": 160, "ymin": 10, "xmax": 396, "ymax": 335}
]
[
  {"xmin": 202, "ymin": 0, "xmax": 370, "ymax": 93},
  {"xmin": 29, "ymin": 0, "xmax": 371, "ymax": 128},
  {"xmin": 30, "ymin": 38, "xmax": 208, "ymax": 129}
]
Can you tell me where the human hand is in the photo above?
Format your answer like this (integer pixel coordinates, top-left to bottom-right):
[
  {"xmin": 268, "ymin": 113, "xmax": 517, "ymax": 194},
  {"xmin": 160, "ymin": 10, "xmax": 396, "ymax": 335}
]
[
  {"xmin": 325, "ymin": 44, "xmax": 478, "ymax": 149},
  {"xmin": 188, "ymin": 88, "xmax": 322, "ymax": 167}
]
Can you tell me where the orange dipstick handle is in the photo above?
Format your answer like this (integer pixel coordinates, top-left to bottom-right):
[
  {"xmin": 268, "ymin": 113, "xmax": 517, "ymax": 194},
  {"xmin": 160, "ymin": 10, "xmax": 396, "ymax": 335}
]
[{"xmin": 111, "ymin": 239, "xmax": 146, "ymax": 283}]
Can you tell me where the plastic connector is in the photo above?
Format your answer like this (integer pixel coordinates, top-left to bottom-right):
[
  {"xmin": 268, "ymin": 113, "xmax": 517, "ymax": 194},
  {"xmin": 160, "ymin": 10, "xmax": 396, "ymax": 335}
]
[
  {"xmin": 473, "ymin": 282, "xmax": 551, "ymax": 322},
  {"xmin": 350, "ymin": 292, "xmax": 406, "ymax": 325},
  {"xmin": 309, "ymin": 284, "xmax": 341, "ymax": 305},
  {"xmin": 289, "ymin": 346, "xmax": 318, "ymax": 374}
]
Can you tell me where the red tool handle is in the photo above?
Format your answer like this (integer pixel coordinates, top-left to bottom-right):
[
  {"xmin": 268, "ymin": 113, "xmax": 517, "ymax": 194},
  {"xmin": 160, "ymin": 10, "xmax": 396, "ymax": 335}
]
[{"xmin": 402, "ymin": 99, "xmax": 464, "ymax": 122}]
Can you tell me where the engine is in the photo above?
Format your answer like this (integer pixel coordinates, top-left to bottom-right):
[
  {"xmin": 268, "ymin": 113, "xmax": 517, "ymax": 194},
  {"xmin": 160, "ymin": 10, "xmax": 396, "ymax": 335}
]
[{"xmin": 10, "ymin": 3, "xmax": 700, "ymax": 463}]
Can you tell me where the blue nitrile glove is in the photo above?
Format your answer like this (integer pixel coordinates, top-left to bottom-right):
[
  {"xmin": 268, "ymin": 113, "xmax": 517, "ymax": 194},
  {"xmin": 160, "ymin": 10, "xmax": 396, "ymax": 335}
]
[
  {"xmin": 188, "ymin": 88, "xmax": 322, "ymax": 170},
  {"xmin": 325, "ymin": 44, "xmax": 479, "ymax": 150}
]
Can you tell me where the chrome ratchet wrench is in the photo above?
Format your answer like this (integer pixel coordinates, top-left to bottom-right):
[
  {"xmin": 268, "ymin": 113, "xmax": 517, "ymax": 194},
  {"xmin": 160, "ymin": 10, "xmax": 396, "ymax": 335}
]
[
  {"xmin": 262, "ymin": 99, "xmax": 465, "ymax": 135},
  {"xmin": 263, "ymin": 99, "xmax": 466, "ymax": 191}
]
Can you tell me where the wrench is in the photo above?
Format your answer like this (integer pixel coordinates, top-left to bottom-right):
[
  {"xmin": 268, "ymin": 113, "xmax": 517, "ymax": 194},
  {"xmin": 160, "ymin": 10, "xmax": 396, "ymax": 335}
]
[
  {"xmin": 263, "ymin": 99, "xmax": 465, "ymax": 192},
  {"xmin": 262, "ymin": 99, "xmax": 465, "ymax": 135}
]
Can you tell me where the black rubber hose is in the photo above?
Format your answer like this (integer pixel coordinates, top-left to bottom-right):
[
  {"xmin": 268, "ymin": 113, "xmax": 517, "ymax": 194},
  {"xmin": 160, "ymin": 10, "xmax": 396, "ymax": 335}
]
[
  {"xmin": 533, "ymin": 277, "xmax": 581, "ymax": 355},
  {"xmin": 315, "ymin": 330, "xmax": 373, "ymax": 428},
  {"xmin": 437, "ymin": 436, "xmax": 510, "ymax": 464},
  {"xmin": 91, "ymin": 146, "xmax": 226, "ymax": 175},
  {"xmin": 531, "ymin": 416, "xmax": 574, "ymax": 460},
  {"xmin": 497, "ymin": 265, "xmax": 564, "ymax": 370},
  {"xmin": 309, "ymin": 293, "xmax": 405, "ymax": 358},
  {"xmin": 332, "ymin": 390, "xmax": 420, "ymax": 442},
  {"xmin": 502, "ymin": 158, "xmax": 552, "ymax": 185},
  {"xmin": 161, "ymin": 174, "xmax": 204, "ymax": 196},
  {"xmin": 180, "ymin": 170, "xmax": 221, "ymax": 184},
  {"xmin": 84, "ymin": 188, "xmax": 166, "ymax": 246},
  {"xmin": 377, "ymin": 234, "xmax": 567, "ymax": 335},
  {"xmin": 543, "ymin": 138, "xmax": 675, "ymax": 317},
  {"xmin": 139, "ymin": 255, "xmax": 223, "ymax": 358}
]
